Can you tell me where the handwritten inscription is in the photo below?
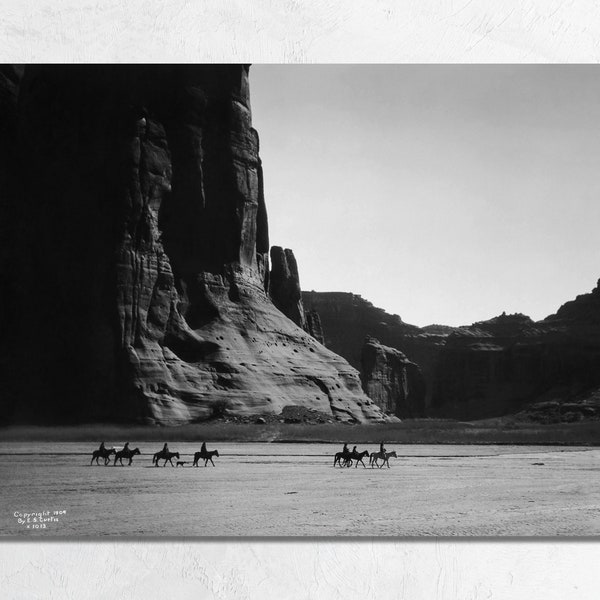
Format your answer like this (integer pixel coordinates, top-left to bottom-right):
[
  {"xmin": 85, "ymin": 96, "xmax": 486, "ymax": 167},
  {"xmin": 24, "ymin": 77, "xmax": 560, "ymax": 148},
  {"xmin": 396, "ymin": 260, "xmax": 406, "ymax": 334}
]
[{"xmin": 13, "ymin": 509, "xmax": 67, "ymax": 529}]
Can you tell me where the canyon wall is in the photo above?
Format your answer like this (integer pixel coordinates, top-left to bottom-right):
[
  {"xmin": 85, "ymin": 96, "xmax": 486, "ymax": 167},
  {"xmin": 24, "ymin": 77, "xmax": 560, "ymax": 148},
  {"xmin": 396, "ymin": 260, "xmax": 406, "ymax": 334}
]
[
  {"xmin": 1, "ymin": 65, "xmax": 384, "ymax": 425},
  {"xmin": 302, "ymin": 291, "xmax": 445, "ymax": 409},
  {"xmin": 304, "ymin": 288, "xmax": 600, "ymax": 420},
  {"xmin": 5, "ymin": 64, "xmax": 598, "ymax": 425},
  {"xmin": 361, "ymin": 337, "xmax": 426, "ymax": 418},
  {"xmin": 269, "ymin": 247, "xmax": 324, "ymax": 343},
  {"xmin": 269, "ymin": 246, "xmax": 306, "ymax": 329}
]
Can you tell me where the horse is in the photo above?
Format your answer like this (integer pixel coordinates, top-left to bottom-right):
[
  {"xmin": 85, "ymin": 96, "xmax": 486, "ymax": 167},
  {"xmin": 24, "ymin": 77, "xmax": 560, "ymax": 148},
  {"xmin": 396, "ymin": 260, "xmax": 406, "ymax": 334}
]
[
  {"xmin": 348, "ymin": 449, "xmax": 370, "ymax": 468},
  {"xmin": 333, "ymin": 450, "xmax": 352, "ymax": 467},
  {"xmin": 152, "ymin": 449, "xmax": 166, "ymax": 466},
  {"xmin": 369, "ymin": 451, "xmax": 380, "ymax": 467},
  {"xmin": 113, "ymin": 447, "xmax": 141, "ymax": 466},
  {"xmin": 90, "ymin": 447, "xmax": 116, "ymax": 466},
  {"xmin": 153, "ymin": 450, "xmax": 180, "ymax": 467},
  {"xmin": 193, "ymin": 449, "xmax": 220, "ymax": 467},
  {"xmin": 370, "ymin": 450, "xmax": 397, "ymax": 468}
]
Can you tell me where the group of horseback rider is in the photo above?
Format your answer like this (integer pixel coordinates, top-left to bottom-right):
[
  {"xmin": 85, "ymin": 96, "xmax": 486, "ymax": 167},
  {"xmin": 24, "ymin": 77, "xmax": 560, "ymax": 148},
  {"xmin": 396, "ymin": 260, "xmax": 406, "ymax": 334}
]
[
  {"xmin": 335, "ymin": 440, "xmax": 393, "ymax": 468},
  {"xmin": 91, "ymin": 440, "xmax": 140, "ymax": 466},
  {"xmin": 99, "ymin": 440, "xmax": 131, "ymax": 453},
  {"xmin": 98, "ymin": 441, "xmax": 207, "ymax": 453},
  {"xmin": 94, "ymin": 441, "xmax": 212, "ymax": 466},
  {"xmin": 96, "ymin": 440, "xmax": 391, "ymax": 468},
  {"xmin": 341, "ymin": 441, "xmax": 386, "ymax": 455}
]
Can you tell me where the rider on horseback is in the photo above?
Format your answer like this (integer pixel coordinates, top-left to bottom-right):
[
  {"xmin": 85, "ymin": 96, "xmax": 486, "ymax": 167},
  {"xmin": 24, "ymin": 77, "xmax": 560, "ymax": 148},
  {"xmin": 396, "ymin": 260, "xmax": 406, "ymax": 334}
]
[
  {"xmin": 162, "ymin": 442, "xmax": 169, "ymax": 453},
  {"xmin": 347, "ymin": 445, "xmax": 357, "ymax": 465},
  {"xmin": 201, "ymin": 442, "xmax": 207, "ymax": 454},
  {"xmin": 123, "ymin": 442, "xmax": 130, "ymax": 452},
  {"xmin": 380, "ymin": 441, "xmax": 386, "ymax": 455},
  {"xmin": 342, "ymin": 443, "xmax": 349, "ymax": 455},
  {"xmin": 99, "ymin": 441, "xmax": 106, "ymax": 452}
]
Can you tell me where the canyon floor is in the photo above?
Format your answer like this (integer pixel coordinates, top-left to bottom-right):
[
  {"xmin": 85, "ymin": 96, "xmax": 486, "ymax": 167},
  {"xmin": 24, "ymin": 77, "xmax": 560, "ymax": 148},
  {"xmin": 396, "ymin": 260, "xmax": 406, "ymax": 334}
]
[{"xmin": 2, "ymin": 442, "xmax": 600, "ymax": 536}]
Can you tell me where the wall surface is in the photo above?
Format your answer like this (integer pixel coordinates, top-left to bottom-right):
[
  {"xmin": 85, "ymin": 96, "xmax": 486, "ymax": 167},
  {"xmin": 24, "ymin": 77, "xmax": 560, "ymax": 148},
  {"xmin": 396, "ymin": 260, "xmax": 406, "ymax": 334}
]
[
  {"xmin": 1, "ymin": 541, "xmax": 598, "ymax": 599},
  {"xmin": 2, "ymin": 1, "xmax": 600, "ymax": 598}
]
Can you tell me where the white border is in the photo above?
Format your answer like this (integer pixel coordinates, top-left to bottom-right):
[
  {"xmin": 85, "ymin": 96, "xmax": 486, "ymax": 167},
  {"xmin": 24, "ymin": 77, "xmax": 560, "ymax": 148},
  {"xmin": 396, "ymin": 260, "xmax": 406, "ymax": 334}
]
[
  {"xmin": 2, "ymin": 1, "xmax": 600, "ymax": 598},
  {"xmin": 1, "ymin": 0, "xmax": 600, "ymax": 63},
  {"xmin": 1, "ymin": 540, "xmax": 599, "ymax": 598}
]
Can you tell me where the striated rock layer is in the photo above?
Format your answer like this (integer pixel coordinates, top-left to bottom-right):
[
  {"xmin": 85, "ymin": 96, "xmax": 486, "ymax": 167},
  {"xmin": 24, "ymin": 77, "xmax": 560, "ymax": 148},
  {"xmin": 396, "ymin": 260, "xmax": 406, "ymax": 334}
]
[
  {"xmin": 429, "ymin": 302, "xmax": 600, "ymax": 419},
  {"xmin": 302, "ymin": 291, "xmax": 442, "ymax": 408},
  {"xmin": 2, "ymin": 65, "xmax": 383, "ymax": 425},
  {"xmin": 361, "ymin": 337, "xmax": 426, "ymax": 418},
  {"xmin": 269, "ymin": 246, "xmax": 306, "ymax": 329},
  {"xmin": 304, "ymin": 289, "xmax": 600, "ymax": 420},
  {"xmin": 269, "ymin": 247, "xmax": 325, "ymax": 343}
]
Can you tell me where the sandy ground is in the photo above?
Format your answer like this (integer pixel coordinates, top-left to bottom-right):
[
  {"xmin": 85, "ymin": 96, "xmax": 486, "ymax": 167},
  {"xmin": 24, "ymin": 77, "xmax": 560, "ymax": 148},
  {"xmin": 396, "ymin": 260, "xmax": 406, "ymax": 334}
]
[{"xmin": 1, "ymin": 442, "xmax": 600, "ymax": 536}]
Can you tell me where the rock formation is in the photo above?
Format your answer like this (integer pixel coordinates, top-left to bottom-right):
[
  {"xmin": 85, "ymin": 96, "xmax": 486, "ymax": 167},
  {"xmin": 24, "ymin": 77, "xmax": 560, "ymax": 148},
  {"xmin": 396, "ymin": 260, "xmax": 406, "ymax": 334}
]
[
  {"xmin": 301, "ymin": 292, "xmax": 420, "ymax": 368},
  {"xmin": 429, "ymin": 302, "xmax": 600, "ymax": 419},
  {"xmin": 361, "ymin": 337, "xmax": 426, "ymax": 418},
  {"xmin": 304, "ymin": 288, "xmax": 600, "ymax": 420},
  {"xmin": 269, "ymin": 246, "xmax": 306, "ymax": 329},
  {"xmin": 302, "ymin": 291, "xmax": 440, "ymax": 407},
  {"xmin": 305, "ymin": 310, "xmax": 325, "ymax": 345},
  {"xmin": 268, "ymin": 247, "xmax": 325, "ymax": 344},
  {"xmin": 1, "ymin": 65, "xmax": 384, "ymax": 425},
  {"xmin": 429, "ymin": 314, "xmax": 541, "ymax": 418}
]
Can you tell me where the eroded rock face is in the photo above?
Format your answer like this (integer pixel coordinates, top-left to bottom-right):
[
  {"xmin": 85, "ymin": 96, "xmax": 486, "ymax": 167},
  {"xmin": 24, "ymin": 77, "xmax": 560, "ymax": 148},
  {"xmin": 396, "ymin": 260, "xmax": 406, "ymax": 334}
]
[
  {"xmin": 430, "ymin": 315, "xmax": 541, "ymax": 418},
  {"xmin": 269, "ymin": 246, "xmax": 306, "ymax": 329},
  {"xmin": 429, "ymin": 305, "xmax": 600, "ymax": 419},
  {"xmin": 361, "ymin": 337, "xmax": 426, "ymax": 418},
  {"xmin": 305, "ymin": 310, "xmax": 325, "ymax": 345},
  {"xmin": 302, "ymin": 291, "xmax": 439, "ymax": 407},
  {"xmin": 301, "ymin": 292, "xmax": 421, "ymax": 369},
  {"xmin": 304, "ymin": 289, "xmax": 600, "ymax": 420},
  {"xmin": 3, "ymin": 65, "xmax": 384, "ymax": 425},
  {"xmin": 268, "ymin": 247, "xmax": 325, "ymax": 344}
]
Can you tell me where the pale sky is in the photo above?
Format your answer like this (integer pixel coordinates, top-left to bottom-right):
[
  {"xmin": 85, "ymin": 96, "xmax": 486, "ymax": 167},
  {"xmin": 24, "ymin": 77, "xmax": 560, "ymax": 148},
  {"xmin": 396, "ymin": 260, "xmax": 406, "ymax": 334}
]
[{"xmin": 249, "ymin": 65, "xmax": 600, "ymax": 327}]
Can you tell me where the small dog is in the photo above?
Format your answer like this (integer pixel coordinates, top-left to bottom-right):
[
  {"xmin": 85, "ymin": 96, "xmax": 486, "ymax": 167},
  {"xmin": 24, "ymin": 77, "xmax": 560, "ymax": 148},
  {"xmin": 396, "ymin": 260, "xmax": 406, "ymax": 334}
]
[{"xmin": 176, "ymin": 461, "xmax": 186, "ymax": 467}]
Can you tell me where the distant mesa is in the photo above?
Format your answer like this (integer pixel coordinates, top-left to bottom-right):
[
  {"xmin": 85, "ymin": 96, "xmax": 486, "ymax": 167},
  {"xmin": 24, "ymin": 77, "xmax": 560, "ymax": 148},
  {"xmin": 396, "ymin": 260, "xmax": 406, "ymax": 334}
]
[{"xmin": 303, "ymin": 285, "xmax": 600, "ymax": 421}]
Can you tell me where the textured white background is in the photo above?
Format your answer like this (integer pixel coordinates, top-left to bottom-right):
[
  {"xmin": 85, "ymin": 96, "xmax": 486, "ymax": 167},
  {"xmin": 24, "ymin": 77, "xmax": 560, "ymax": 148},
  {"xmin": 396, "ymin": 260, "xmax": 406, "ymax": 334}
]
[{"xmin": 2, "ymin": 1, "xmax": 600, "ymax": 597}]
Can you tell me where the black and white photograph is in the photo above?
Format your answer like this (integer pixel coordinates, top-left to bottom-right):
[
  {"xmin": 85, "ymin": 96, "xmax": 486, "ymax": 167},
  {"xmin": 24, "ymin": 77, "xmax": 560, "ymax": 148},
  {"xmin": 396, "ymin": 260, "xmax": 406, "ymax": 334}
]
[{"xmin": 2, "ymin": 63, "xmax": 600, "ymax": 537}]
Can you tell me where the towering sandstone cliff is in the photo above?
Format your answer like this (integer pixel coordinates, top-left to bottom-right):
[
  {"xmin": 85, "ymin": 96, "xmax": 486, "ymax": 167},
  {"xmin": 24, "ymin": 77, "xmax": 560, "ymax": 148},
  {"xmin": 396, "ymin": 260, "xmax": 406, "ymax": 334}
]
[{"xmin": 0, "ymin": 65, "xmax": 383, "ymax": 425}]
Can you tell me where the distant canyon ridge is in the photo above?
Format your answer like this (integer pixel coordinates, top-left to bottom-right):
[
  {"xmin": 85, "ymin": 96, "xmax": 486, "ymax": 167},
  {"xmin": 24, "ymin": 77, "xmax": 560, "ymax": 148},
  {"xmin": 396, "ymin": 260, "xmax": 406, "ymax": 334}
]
[
  {"xmin": 302, "ymin": 286, "xmax": 600, "ymax": 423},
  {"xmin": 2, "ymin": 65, "xmax": 599, "ymax": 425}
]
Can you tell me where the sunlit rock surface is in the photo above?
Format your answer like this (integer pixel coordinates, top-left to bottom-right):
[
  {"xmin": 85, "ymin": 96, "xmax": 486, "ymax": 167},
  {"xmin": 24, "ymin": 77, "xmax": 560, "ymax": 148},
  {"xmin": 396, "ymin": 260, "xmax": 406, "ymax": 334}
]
[
  {"xmin": 1, "ymin": 65, "xmax": 384, "ymax": 425},
  {"xmin": 361, "ymin": 337, "xmax": 426, "ymax": 418}
]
